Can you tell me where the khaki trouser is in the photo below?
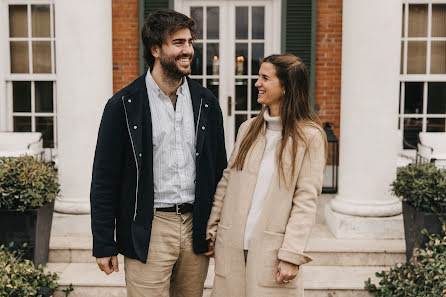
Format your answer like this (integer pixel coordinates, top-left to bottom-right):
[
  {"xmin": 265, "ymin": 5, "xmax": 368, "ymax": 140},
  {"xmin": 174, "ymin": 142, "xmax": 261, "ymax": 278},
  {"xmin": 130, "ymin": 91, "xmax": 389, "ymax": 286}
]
[{"xmin": 124, "ymin": 210, "xmax": 210, "ymax": 297}]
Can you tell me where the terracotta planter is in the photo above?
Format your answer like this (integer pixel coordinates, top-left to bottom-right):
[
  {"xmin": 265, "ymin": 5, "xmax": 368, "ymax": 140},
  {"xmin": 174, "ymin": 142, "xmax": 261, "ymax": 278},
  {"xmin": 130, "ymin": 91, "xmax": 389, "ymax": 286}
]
[{"xmin": 0, "ymin": 201, "xmax": 54, "ymax": 266}]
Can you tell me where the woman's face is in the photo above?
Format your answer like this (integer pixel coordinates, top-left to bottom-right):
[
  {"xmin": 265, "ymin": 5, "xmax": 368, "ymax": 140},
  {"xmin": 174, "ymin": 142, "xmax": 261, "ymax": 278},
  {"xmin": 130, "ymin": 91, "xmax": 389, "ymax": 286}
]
[{"xmin": 255, "ymin": 62, "xmax": 284, "ymax": 113}]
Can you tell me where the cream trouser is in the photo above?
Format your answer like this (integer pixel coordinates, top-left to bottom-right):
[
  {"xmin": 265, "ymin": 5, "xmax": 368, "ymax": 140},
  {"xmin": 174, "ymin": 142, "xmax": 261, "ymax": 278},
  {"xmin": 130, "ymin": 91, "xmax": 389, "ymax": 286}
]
[{"xmin": 124, "ymin": 210, "xmax": 210, "ymax": 297}]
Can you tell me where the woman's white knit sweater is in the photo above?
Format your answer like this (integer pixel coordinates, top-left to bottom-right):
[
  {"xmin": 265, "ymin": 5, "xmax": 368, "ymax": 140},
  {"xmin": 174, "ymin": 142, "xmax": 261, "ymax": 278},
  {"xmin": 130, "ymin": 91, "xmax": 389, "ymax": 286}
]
[{"xmin": 244, "ymin": 109, "xmax": 282, "ymax": 249}]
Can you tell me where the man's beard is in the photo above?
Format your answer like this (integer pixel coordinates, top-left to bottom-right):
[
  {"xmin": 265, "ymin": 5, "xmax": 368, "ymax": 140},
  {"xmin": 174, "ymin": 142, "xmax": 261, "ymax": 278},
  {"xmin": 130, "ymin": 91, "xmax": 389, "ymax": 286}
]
[{"xmin": 159, "ymin": 50, "xmax": 192, "ymax": 81}]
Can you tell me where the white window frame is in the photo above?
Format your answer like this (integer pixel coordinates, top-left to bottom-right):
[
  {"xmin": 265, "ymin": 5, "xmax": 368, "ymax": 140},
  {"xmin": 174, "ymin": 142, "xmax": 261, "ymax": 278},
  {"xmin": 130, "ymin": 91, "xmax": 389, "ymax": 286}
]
[
  {"xmin": 399, "ymin": 0, "xmax": 446, "ymax": 152},
  {"xmin": 3, "ymin": 0, "xmax": 57, "ymax": 160}
]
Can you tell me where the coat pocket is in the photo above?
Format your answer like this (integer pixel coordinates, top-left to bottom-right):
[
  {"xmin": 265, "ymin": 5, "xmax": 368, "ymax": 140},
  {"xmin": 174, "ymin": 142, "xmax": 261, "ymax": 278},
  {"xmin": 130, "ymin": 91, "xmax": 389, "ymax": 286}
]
[
  {"xmin": 214, "ymin": 223, "xmax": 229, "ymax": 277},
  {"xmin": 257, "ymin": 231, "xmax": 298, "ymax": 289}
]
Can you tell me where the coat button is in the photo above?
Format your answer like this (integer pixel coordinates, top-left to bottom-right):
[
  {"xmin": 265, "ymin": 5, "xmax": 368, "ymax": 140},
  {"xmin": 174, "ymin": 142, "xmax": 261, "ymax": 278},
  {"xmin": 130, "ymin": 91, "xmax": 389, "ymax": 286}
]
[
  {"xmin": 128, "ymin": 99, "xmax": 132, "ymax": 103},
  {"xmin": 139, "ymin": 153, "xmax": 142, "ymax": 157},
  {"xmin": 201, "ymin": 126, "xmax": 205, "ymax": 130},
  {"xmin": 196, "ymin": 152, "xmax": 199, "ymax": 156},
  {"xmin": 205, "ymin": 104, "xmax": 209, "ymax": 108},
  {"xmin": 133, "ymin": 125, "xmax": 137, "ymax": 130}
]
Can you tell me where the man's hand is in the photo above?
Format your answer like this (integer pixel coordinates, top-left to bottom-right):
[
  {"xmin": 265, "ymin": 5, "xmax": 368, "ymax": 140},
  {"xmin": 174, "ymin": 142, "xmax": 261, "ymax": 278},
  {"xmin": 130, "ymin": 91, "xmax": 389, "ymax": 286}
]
[
  {"xmin": 202, "ymin": 240, "xmax": 215, "ymax": 257},
  {"xmin": 276, "ymin": 260, "xmax": 298, "ymax": 284},
  {"xmin": 96, "ymin": 255, "xmax": 119, "ymax": 275}
]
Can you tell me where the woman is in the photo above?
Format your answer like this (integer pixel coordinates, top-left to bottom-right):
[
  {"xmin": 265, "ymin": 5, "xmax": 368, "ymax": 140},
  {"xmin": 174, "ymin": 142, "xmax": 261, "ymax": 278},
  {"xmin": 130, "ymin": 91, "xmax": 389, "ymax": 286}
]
[{"xmin": 205, "ymin": 54, "xmax": 327, "ymax": 297}]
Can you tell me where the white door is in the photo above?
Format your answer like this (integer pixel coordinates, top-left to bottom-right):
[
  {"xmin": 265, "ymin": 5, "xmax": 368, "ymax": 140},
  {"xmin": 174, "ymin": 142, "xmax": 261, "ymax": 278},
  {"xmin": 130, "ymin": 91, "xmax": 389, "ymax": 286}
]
[{"xmin": 176, "ymin": 0, "xmax": 281, "ymax": 154}]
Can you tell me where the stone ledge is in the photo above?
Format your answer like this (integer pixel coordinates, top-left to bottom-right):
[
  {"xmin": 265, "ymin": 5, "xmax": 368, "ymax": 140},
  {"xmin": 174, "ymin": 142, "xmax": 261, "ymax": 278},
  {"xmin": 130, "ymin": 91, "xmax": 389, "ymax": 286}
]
[{"xmin": 46, "ymin": 263, "xmax": 386, "ymax": 292}]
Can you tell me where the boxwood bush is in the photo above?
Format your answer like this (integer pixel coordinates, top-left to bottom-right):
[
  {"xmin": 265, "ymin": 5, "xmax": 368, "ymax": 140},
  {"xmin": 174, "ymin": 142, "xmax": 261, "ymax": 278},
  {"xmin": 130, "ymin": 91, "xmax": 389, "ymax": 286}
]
[
  {"xmin": 391, "ymin": 163, "xmax": 446, "ymax": 213},
  {"xmin": 0, "ymin": 156, "xmax": 59, "ymax": 211},
  {"xmin": 365, "ymin": 227, "xmax": 446, "ymax": 297},
  {"xmin": 0, "ymin": 242, "xmax": 58, "ymax": 297}
]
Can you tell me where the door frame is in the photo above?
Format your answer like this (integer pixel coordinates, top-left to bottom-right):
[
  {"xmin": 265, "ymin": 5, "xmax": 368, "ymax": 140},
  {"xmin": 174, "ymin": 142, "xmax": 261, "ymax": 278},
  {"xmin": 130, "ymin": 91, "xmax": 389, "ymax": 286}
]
[{"xmin": 176, "ymin": 0, "xmax": 282, "ymax": 154}]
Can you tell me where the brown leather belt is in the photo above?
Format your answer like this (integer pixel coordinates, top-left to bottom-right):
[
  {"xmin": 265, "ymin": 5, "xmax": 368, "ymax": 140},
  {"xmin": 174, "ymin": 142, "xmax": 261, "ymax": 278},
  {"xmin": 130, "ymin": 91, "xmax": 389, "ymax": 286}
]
[{"xmin": 155, "ymin": 203, "xmax": 193, "ymax": 214}]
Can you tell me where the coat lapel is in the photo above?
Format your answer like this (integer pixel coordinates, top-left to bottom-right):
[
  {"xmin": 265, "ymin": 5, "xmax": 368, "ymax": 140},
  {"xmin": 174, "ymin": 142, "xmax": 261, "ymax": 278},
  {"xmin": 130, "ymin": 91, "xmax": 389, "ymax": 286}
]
[{"xmin": 187, "ymin": 77, "xmax": 209, "ymax": 156}]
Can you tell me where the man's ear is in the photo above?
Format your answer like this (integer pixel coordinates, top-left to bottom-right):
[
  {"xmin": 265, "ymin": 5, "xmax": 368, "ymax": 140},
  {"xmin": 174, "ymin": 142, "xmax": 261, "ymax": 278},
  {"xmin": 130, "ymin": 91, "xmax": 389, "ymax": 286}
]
[{"xmin": 151, "ymin": 45, "xmax": 160, "ymax": 59}]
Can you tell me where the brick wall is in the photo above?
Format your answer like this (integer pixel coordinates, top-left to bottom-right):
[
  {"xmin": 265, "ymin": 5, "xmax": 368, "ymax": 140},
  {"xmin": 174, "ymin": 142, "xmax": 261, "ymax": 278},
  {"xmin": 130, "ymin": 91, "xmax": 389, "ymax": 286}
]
[
  {"xmin": 315, "ymin": 0, "xmax": 342, "ymax": 139},
  {"xmin": 112, "ymin": 0, "xmax": 140, "ymax": 93}
]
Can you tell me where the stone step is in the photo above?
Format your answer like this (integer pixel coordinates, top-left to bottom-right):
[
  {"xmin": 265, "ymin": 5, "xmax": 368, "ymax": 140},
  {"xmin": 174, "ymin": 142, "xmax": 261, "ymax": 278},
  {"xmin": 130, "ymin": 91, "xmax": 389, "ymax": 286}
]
[
  {"xmin": 49, "ymin": 224, "xmax": 405, "ymax": 266},
  {"xmin": 47, "ymin": 263, "xmax": 382, "ymax": 297}
]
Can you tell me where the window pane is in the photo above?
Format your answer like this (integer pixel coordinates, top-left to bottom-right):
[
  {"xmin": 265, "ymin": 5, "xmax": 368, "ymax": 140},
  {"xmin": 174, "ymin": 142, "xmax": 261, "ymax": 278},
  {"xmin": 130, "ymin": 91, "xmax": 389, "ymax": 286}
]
[
  {"xmin": 13, "ymin": 81, "xmax": 31, "ymax": 112},
  {"xmin": 400, "ymin": 41, "xmax": 404, "ymax": 74},
  {"xmin": 408, "ymin": 4, "xmax": 428, "ymax": 37},
  {"xmin": 236, "ymin": 7, "xmax": 248, "ymax": 39},
  {"xmin": 235, "ymin": 43, "xmax": 248, "ymax": 75},
  {"xmin": 9, "ymin": 5, "xmax": 28, "ymax": 37},
  {"xmin": 190, "ymin": 7, "xmax": 203, "ymax": 39},
  {"xmin": 403, "ymin": 118, "xmax": 422, "ymax": 149},
  {"xmin": 191, "ymin": 43, "xmax": 203, "ymax": 75},
  {"xmin": 251, "ymin": 79, "xmax": 261, "ymax": 111},
  {"xmin": 428, "ymin": 82, "xmax": 446, "ymax": 114},
  {"xmin": 404, "ymin": 82, "xmax": 424, "ymax": 114},
  {"xmin": 10, "ymin": 42, "xmax": 29, "ymax": 73},
  {"xmin": 36, "ymin": 117, "xmax": 54, "ymax": 148},
  {"xmin": 31, "ymin": 5, "xmax": 50, "ymax": 37},
  {"xmin": 252, "ymin": 43, "xmax": 264, "ymax": 75},
  {"xmin": 32, "ymin": 41, "xmax": 51, "ymax": 73},
  {"xmin": 207, "ymin": 7, "xmax": 219, "ymax": 39},
  {"xmin": 402, "ymin": 4, "xmax": 405, "ymax": 37},
  {"xmin": 235, "ymin": 79, "xmax": 248, "ymax": 111},
  {"xmin": 252, "ymin": 7, "xmax": 265, "ymax": 39},
  {"xmin": 427, "ymin": 118, "xmax": 445, "ymax": 132},
  {"xmin": 235, "ymin": 114, "xmax": 248, "ymax": 141},
  {"xmin": 432, "ymin": 4, "xmax": 446, "ymax": 37},
  {"xmin": 207, "ymin": 79, "xmax": 219, "ymax": 99},
  {"xmin": 13, "ymin": 117, "xmax": 32, "ymax": 132},
  {"xmin": 407, "ymin": 41, "xmax": 426, "ymax": 74},
  {"xmin": 206, "ymin": 43, "xmax": 219, "ymax": 75},
  {"xmin": 35, "ymin": 81, "xmax": 53, "ymax": 112},
  {"xmin": 430, "ymin": 41, "xmax": 446, "ymax": 74}
]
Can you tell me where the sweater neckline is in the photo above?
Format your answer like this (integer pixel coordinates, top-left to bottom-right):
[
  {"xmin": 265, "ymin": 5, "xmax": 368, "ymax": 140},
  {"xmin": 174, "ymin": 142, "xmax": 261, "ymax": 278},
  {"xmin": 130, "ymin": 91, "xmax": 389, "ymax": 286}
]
[{"xmin": 264, "ymin": 109, "xmax": 282, "ymax": 131}]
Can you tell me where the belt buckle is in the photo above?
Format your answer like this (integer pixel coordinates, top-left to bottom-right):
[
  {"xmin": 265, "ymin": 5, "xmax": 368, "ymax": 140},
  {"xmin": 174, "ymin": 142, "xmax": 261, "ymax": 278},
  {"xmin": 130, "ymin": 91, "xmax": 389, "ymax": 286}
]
[{"xmin": 175, "ymin": 204, "xmax": 181, "ymax": 215}]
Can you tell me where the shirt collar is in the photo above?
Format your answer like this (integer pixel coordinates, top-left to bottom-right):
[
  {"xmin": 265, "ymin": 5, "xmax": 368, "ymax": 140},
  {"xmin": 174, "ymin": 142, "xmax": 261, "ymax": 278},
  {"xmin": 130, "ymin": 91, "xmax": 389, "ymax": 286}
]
[{"xmin": 145, "ymin": 68, "xmax": 187, "ymax": 97}]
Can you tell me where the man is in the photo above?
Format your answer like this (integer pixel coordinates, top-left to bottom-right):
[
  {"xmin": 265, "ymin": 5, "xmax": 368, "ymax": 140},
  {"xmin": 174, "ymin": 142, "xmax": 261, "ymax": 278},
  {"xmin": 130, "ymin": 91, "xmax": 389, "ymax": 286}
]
[{"xmin": 90, "ymin": 9, "xmax": 227, "ymax": 297}]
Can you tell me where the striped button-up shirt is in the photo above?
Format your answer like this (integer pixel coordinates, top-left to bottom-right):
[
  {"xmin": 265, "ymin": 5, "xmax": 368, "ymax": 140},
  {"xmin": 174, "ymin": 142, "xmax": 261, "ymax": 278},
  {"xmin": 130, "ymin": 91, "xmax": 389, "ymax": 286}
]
[{"xmin": 145, "ymin": 70, "xmax": 196, "ymax": 208}]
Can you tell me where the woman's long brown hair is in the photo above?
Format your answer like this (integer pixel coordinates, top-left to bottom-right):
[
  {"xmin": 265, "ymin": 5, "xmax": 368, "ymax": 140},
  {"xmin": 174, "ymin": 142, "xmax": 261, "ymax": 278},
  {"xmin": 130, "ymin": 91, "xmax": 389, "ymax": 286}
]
[{"xmin": 231, "ymin": 54, "xmax": 326, "ymax": 187}]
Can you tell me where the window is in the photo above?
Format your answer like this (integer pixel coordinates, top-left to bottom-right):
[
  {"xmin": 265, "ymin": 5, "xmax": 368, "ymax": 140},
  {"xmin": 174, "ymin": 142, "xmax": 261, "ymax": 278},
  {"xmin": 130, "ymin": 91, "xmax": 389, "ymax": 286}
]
[
  {"xmin": 400, "ymin": 2, "xmax": 446, "ymax": 149},
  {"xmin": 6, "ymin": 2, "xmax": 57, "ymax": 158}
]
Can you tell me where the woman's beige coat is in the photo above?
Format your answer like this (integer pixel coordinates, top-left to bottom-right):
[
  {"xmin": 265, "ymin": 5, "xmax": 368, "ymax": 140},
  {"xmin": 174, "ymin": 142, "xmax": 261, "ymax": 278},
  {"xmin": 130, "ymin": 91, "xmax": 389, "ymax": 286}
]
[{"xmin": 206, "ymin": 118, "xmax": 326, "ymax": 297}]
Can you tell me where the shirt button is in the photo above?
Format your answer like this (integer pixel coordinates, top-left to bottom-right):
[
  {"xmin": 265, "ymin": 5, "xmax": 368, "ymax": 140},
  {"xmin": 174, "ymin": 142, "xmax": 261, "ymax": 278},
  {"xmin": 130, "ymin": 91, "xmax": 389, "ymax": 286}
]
[
  {"xmin": 133, "ymin": 125, "xmax": 137, "ymax": 130},
  {"xmin": 196, "ymin": 152, "xmax": 199, "ymax": 156},
  {"xmin": 139, "ymin": 153, "xmax": 142, "ymax": 157},
  {"xmin": 201, "ymin": 126, "xmax": 205, "ymax": 130}
]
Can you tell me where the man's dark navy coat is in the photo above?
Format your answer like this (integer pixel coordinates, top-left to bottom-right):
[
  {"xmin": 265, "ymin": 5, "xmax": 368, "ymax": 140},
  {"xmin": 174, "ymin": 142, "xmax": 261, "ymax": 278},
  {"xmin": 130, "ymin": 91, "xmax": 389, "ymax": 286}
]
[{"xmin": 90, "ymin": 74, "xmax": 227, "ymax": 263}]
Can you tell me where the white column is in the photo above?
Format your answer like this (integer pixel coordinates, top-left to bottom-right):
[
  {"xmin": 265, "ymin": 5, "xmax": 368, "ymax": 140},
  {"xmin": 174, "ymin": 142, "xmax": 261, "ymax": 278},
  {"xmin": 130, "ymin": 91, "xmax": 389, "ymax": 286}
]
[
  {"xmin": 325, "ymin": 0, "xmax": 404, "ymax": 238},
  {"xmin": 54, "ymin": 0, "xmax": 113, "ymax": 214}
]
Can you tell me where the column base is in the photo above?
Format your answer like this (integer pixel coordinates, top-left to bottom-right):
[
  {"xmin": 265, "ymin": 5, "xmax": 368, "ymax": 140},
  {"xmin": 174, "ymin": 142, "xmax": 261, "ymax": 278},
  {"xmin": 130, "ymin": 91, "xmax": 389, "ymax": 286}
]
[
  {"xmin": 325, "ymin": 204, "xmax": 404, "ymax": 239},
  {"xmin": 54, "ymin": 197, "xmax": 90, "ymax": 214},
  {"xmin": 331, "ymin": 195, "xmax": 402, "ymax": 217}
]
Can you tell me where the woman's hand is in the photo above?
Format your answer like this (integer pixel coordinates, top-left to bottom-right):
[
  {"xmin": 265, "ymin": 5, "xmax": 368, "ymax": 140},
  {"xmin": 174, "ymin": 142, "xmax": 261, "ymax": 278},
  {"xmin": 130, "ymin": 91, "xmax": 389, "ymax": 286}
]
[
  {"xmin": 276, "ymin": 260, "xmax": 299, "ymax": 284},
  {"xmin": 202, "ymin": 240, "xmax": 215, "ymax": 257}
]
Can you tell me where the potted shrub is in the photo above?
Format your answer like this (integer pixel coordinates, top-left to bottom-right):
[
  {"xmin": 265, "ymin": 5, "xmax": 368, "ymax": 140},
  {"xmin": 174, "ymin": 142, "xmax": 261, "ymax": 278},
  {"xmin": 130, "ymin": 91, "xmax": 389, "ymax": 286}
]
[
  {"xmin": 391, "ymin": 162, "xmax": 446, "ymax": 260},
  {"xmin": 365, "ymin": 227, "xmax": 446, "ymax": 296},
  {"xmin": 0, "ymin": 156, "xmax": 60, "ymax": 266},
  {"xmin": 0, "ymin": 242, "xmax": 59, "ymax": 297}
]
